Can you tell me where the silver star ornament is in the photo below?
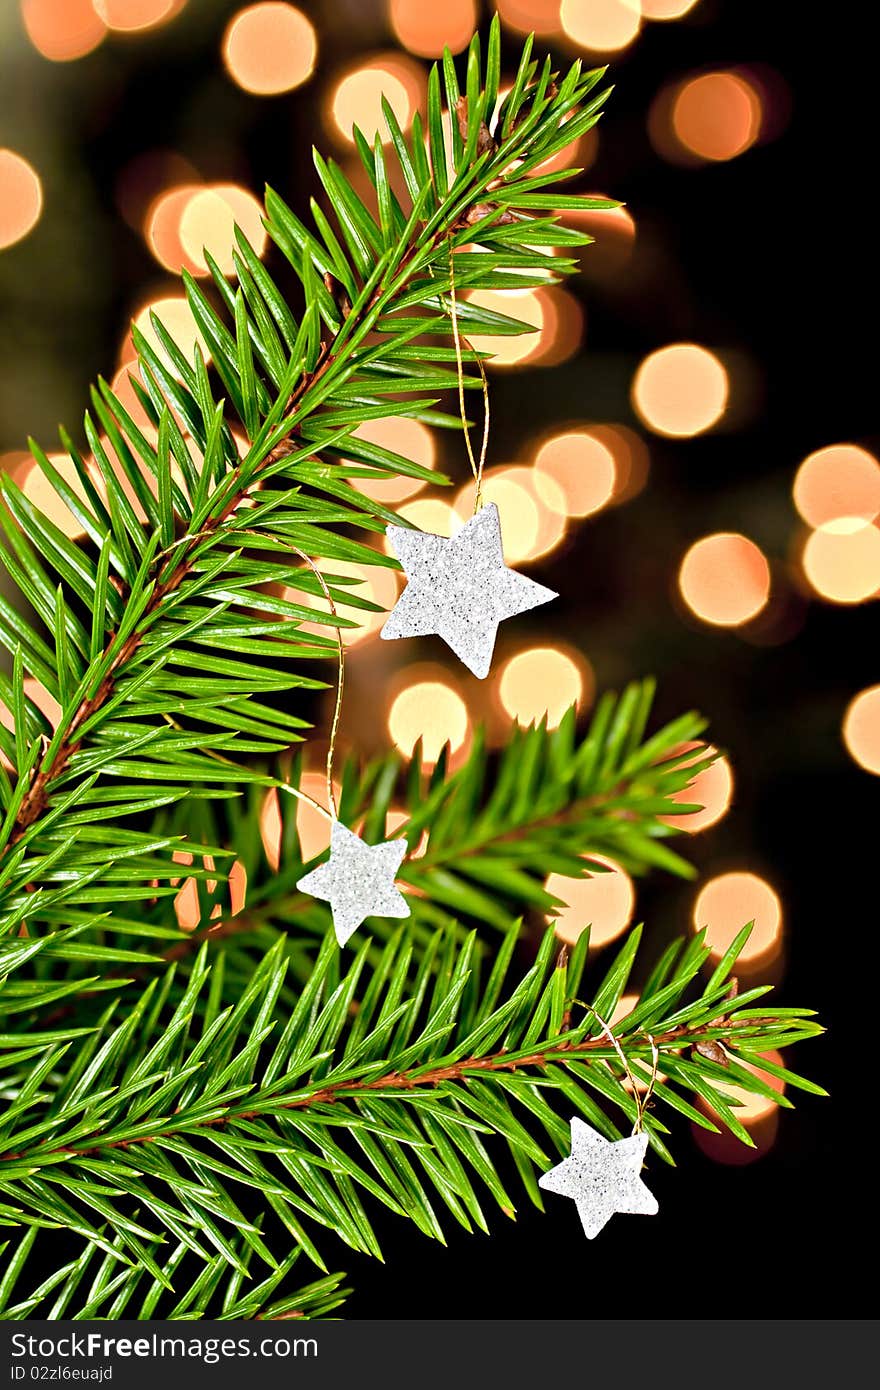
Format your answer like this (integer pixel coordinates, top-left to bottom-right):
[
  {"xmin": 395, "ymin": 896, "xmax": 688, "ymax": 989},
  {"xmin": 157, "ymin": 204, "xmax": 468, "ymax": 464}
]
[
  {"xmin": 381, "ymin": 502, "xmax": 557, "ymax": 678},
  {"xmin": 296, "ymin": 822, "xmax": 410, "ymax": 947},
  {"xmin": 538, "ymin": 1118, "xmax": 659, "ymax": 1239}
]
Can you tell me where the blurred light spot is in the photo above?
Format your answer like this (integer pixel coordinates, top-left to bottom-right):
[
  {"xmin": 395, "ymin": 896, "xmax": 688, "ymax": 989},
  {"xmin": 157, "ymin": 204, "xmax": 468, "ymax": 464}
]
[
  {"xmin": 492, "ymin": 0, "xmax": 562, "ymax": 36},
  {"xmin": 390, "ymin": 0, "xmax": 476, "ymax": 56},
  {"xmin": 93, "ymin": 0, "xmax": 179, "ymax": 32},
  {"xmin": 693, "ymin": 871, "xmax": 782, "ymax": 964},
  {"xmin": 560, "ymin": 0, "xmax": 641, "ymax": 52},
  {"xmin": 110, "ymin": 361, "xmax": 155, "ymax": 434},
  {"xmin": 131, "ymin": 295, "xmax": 208, "ymax": 377},
  {"xmin": 330, "ymin": 55, "xmax": 423, "ymax": 144},
  {"xmin": 466, "ymin": 287, "xmax": 548, "ymax": 368},
  {"xmin": 802, "ymin": 521, "xmax": 880, "ymax": 604},
  {"xmin": 843, "ymin": 685, "xmax": 880, "ymax": 775},
  {"xmin": 388, "ymin": 679, "xmax": 470, "ymax": 764},
  {"xmin": 22, "ymin": 0, "xmax": 106, "ymax": 60},
  {"xmin": 390, "ymin": 497, "xmax": 459, "ymax": 545},
  {"xmin": 679, "ymin": 533, "xmax": 770, "ymax": 628},
  {"xmin": 566, "ymin": 199, "xmax": 636, "ymax": 276},
  {"xmin": 458, "ymin": 466, "xmax": 568, "ymax": 562},
  {"xmin": 793, "ymin": 444, "xmax": 880, "ymax": 530},
  {"xmin": 671, "ymin": 72, "xmax": 762, "ymax": 162},
  {"xmin": 632, "ymin": 343, "xmax": 728, "ymax": 438},
  {"xmin": 384, "ymin": 807, "xmax": 428, "ymax": 856},
  {"xmin": 146, "ymin": 183, "xmax": 204, "ymax": 275},
  {"xmin": 14, "ymin": 453, "xmax": 98, "ymax": 541},
  {"xmin": 453, "ymin": 473, "xmax": 539, "ymax": 564},
  {"xmin": 350, "ymin": 416, "xmax": 436, "ymax": 504},
  {"xmin": 711, "ymin": 1049, "xmax": 786, "ymax": 1125},
  {"xmin": 24, "ymin": 677, "xmax": 61, "ymax": 728},
  {"xmin": 0, "ymin": 150, "xmax": 43, "ymax": 251},
  {"xmin": 547, "ymin": 854, "xmax": 635, "ymax": 948},
  {"xmin": 289, "ymin": 558, "xmax": 400, "ymax": 648},
  {"xmin": 589, "ymin": 422, "xmax": 650, "ymax": 504},
  {"xmin": 641, "ymin": 0, "xmax": 700, "ymax": 15},
  {"xmin": 173, "ymin": 851, "xmax": 246, "ymax": 930},
  {"xmin": 222, "ymin": 3, "xmax": 316, "ymax": 94},
  {"xmin": 178, "ymin": 183, "xmax": 267, "ymax": 275},
  {"xmin": 260, "ymin": 788, "xmax": 283, "ymax": 870},
  {"xmin": 659, "ymin": 742, "xmax": 733, "ymax": 832},
  {"xmin": 497, "ymin": 645, "xmax": 590, "ymax": 728},
  {"xmin": 534, "ymin": 430, "xmax": 616, "ymax": 517}
]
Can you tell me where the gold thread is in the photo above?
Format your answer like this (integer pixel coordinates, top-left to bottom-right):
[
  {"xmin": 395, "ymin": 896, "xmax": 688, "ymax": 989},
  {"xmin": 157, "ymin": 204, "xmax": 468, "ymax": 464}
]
[
  {"xmin": 448, "ymin": 238, "xmax": 490, "ymax": 513},
  {"xmin": 584, "ymin": 1005, "xmax": 660, "ymax": 1135},
  {"xmin": 240, "ymin": 530, "xmax": 344, "ymax": 822}
]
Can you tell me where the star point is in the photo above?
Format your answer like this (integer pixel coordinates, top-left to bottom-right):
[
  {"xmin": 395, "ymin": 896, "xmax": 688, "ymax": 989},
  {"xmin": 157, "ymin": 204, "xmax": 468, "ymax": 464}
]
[
  {"xmin": 539, "ymin": 1118, "xmax": 659, "ymax": 1239},
  {"xmin": 381, "ymin": 502, "xmax": 557, "ymax": 679},
  {"xmin": 296, "ymin": 822, "xmax": 410, "ymax": 947}
]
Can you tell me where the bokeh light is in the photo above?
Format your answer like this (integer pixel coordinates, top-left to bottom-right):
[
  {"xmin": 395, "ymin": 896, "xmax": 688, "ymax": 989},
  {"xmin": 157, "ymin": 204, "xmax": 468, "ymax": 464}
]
[
  {"xmin": 0, "ymin": 150, "xmax": 43, "ymax": 251},
  {"xmin": 389, "ymin": 0, "xmax": 477, "ymax": 56},
  {"xmin": 632, "ymin": 343, "xmax": 729, "ymax": 438},
  {"xmin": 454, "ymin": 468, "xmax": 567, "ymax": 564},
  {"xmin": 21, "ymin": 0, "xmax": 107, "ymax": 61},
  {"xmin": 388, "ymin": 677, "xmax": 470, "ymax": 764},
  {"xmin": 678, "ymin": 533, "xmax": 771, "ymax": 627},
  {"xmin": 350, "ymin": 416, "xmax": 436, "ymax": 504},
  {"xmin": 13, "ymin": 453, "xmax": 98, "ymax": 542},
  {"xmin": 288, "ymin": 557, "xmax": 400, "ymax": 648},
  {"xmin": 671, "ymin": 72, "xmax": 762, "ymax": 162},
  {"xmin": 793, "ymin": 444, "xmax": 880, "ymax": 530},
  {"xmin": 693, "ymin": 871, "xmax": 783, "ymax": 965},
  {"xmin": 130, "ymin": 295, "xmax": 208, "ymax": 376},
  {"xmin": 146, "ymin": 183, "xmax": 204, "ymax": 275},
  {"xmin": 93, "ymin": 0, "xmax": 181, "ymax": 32},
  {"xmin": 222, "ymin": 3, "xmax": 317, "ymax": 95},
  {"xmin": 178, "ymin": 183, "xmax": 267, "ymax": 275},
  {"xmin": 533, "ymin": 430, "xmax": 616, "ymax": 518},
  {"xmin": 546, "ymin": 854, "xmax": 635, "ymax": 948},
  {"xmin": 710, "ymin": 1049, "xmax": 786, "ymax": 1125},
  {"xmin": 565, "ymin": 200, "xmax": 636, "ymax": 276},
  {"xmin": 802, "ymin": 521, "xmax": 880, "ymax": 604},
  {"xmin": 641, "ymin": 0, "xmax": 700, "ymax": 16},
  {"xmin": 391, "ymin": 497, "xmax": 459, "ymax": 543},
  {"xmin": 330, "ymin": 55, "xmax": 424, "ymax": 144},
  {"xmin": 466, "ymin": 287, "xmax": 580, "ymax": 369},
  {"xmin": 492, "ymin": 0, "xmax": 562, "ymax": 37},
  {"xmin": 843, "ymin": 686, "xmax": 880, "ymax": 775},
  {"xmin": 659, "ymin": 742, "xmax": 733, "ymax": 832},
  {"xmin": 560, "ymin": 0, "xmax": 641, "ymax": 53},
  {"xmin": 497, "ymin": 645, "xmax": 591, "ymax": 728}
]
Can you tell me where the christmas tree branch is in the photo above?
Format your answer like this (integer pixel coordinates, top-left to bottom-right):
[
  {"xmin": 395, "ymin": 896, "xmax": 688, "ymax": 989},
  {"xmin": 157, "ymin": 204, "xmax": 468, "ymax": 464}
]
[
  {"xmin": 0, "ymin": 919, "xmax": 823, "ymax": 1314},
  {"xmin": 0, "ymin": 21, "xmax": 613, "ymax": 940}
]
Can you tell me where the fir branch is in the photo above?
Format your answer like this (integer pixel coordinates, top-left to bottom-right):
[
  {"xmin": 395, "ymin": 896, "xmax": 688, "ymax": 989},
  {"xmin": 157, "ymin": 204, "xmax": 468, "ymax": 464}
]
[{"xmin": 0, "ymin": 920, "xmax": 823, "ymax": 1314}]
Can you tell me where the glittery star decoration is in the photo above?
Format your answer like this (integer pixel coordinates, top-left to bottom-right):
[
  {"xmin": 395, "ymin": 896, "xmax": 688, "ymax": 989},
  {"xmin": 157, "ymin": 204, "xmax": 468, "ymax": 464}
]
[
  {"xmin": 296, "ymin": 822, "xmax": 410, "ymax": 947},
  {"xmin": 538, "ymin": 1118, "xmax": 659, "ymax": 1239},
  {"xmin": 381, "ymin": 502, "xmax": 557, "ymax": 679}
]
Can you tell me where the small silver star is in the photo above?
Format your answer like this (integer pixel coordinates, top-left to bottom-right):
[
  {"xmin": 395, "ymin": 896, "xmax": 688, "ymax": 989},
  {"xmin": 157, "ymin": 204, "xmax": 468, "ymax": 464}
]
[
  {"xmin": 539, "ymin": 1118, "xmax": 659, "ymax": 1239},
  {"xmin": 296, "ymin": 822, "xmax": 410, "ymax": 947},
  {"xmin": 381, "ymin": 502, "xmax": 557, "ymax": 679}
]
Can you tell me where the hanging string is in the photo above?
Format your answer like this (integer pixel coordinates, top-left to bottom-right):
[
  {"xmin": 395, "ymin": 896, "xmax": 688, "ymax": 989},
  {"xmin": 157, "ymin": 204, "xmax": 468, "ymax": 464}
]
[
  {"xmin": 447, "ymin": 237, "xmax": 491, "ymax": 513},
  {"xmin": 584, "ymin": 1004, "xmax": 660, "ymax": 1135},
  {"xmin": 238, "ymin": 530, "xmax": 344, "ymax": 824}
]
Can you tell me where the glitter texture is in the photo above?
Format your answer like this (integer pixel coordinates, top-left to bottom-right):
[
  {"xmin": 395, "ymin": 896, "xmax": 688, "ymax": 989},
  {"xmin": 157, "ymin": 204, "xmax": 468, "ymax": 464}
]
[
  {"xmin": 296, "ymin": 822, "xmax": 410, "ymax": 947},
  {"xmin": 538, "ymin": 1118, "xmax": 659, "ymax": 1239},
  {"xmin": 381, "ymin": 502, "xmax": 558, "ymax": 678}
]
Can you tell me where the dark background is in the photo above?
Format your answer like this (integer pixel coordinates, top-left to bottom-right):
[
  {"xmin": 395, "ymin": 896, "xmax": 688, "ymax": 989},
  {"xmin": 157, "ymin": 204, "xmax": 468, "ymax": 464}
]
[{"xmin": 1, "ymin": 0, "xmax": 872, "ymax": 1317}]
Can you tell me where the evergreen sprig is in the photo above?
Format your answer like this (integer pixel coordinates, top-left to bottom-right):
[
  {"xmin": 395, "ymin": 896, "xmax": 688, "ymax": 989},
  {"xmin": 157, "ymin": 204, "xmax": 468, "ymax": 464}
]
[
  {"xmin": 0, "ymin": 919, "xmax": 823, "ymax": 1319},
  {"xmin": 0, "ymin": 20, "xmax": 613, "ymax": 938},
  {"xmin": 0, "ymin": 21, "xmax": 823, "ymax": 1319}
]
